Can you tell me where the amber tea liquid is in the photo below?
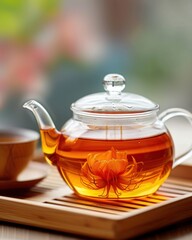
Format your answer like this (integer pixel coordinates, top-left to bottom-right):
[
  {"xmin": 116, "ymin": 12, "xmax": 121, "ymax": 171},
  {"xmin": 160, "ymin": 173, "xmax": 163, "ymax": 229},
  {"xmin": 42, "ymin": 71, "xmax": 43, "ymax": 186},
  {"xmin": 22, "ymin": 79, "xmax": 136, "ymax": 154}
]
[{"xmin": 41, "ymin": 128, "xmax": 174, "ymax": 199}]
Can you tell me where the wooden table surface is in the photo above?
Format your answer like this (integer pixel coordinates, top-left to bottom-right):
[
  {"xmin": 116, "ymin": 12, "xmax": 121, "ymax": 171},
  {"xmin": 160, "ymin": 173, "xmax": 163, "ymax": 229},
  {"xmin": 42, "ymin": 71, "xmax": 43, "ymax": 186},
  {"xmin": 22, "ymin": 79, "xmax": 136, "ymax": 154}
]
[{"xmin": 1, "ymin": 218, "xmax": 192, "ymax": 240}]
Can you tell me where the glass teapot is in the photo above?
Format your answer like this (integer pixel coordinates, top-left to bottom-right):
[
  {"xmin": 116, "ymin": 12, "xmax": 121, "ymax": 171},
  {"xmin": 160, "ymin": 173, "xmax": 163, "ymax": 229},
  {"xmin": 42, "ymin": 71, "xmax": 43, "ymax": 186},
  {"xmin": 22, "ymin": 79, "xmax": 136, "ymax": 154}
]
[{"xmin": 23, "ymin": 74, "xmax": 192, "ymax": 199}]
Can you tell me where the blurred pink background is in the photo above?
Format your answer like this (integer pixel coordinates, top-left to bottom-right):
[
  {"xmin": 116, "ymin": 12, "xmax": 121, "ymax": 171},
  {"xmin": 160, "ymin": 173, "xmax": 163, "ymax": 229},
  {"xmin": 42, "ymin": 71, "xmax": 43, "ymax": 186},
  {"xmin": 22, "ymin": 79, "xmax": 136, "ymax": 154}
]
[{"xmin": 0, "ymin": 0, "xmax": 192, "ymax": 130}]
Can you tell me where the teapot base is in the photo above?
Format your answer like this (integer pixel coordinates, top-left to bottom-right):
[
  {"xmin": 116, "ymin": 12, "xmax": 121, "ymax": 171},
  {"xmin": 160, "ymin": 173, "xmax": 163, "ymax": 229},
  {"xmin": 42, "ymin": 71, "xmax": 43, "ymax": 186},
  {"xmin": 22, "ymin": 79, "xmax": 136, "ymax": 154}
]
[
  {"xmin": 58, "ymin": 163, "xmax": 171, "ymax": 200},
  {"xmin": 71, "ymin": 183, "xmax": 163, "ymax": 200}
]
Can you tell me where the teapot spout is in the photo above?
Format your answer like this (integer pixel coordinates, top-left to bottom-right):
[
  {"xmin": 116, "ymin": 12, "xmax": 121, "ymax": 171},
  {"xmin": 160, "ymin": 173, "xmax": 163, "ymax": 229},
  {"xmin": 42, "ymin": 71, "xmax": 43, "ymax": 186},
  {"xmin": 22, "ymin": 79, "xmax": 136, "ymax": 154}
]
[
  {"xmin": 23, "ymin": 100, "xmax": 56, "ymax": 130},
  {"xmin": 23, "ymin": 100, "xmax": 60, "ymax": 165}
]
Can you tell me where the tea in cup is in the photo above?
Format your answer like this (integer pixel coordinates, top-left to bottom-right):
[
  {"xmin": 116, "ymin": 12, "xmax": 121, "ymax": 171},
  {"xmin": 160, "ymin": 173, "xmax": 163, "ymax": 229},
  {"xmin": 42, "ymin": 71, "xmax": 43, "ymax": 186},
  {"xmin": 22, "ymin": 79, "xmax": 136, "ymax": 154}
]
[{"xmin": 0, "ymin": 128, "xmax": 39, "ymax": 180}]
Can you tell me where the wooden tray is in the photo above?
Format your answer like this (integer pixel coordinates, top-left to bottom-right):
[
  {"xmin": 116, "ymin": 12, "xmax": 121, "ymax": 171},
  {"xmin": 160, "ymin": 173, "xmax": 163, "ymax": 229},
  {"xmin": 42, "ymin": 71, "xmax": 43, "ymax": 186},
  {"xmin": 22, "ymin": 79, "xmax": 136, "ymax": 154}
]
[{"xmin": 0, "ymin": 162, "xmax": 192, "ymax": 240}]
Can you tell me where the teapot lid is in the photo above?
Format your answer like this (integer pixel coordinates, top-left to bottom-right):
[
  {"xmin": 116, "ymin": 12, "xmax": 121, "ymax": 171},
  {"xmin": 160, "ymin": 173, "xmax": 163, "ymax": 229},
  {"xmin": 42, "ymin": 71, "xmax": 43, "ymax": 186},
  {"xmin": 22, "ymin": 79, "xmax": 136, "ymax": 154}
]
[{"xmin": 71, "ymin": 74, "xmax": 159, "ymax": 116}]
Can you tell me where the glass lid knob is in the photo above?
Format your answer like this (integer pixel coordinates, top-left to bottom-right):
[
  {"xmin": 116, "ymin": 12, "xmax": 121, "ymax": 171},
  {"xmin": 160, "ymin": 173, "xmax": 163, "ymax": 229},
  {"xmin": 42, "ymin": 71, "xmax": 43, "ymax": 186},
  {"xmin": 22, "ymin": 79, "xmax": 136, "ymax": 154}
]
[{"xmin": 103, "ymin": 74, "xmax": 125, "ymax": 96}]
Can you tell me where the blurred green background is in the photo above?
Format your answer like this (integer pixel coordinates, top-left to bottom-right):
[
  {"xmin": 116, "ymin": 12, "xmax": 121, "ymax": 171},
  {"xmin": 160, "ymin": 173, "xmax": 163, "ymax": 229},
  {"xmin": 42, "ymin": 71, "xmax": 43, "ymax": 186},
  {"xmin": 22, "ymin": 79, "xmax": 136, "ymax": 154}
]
[{"xmin": 0, "ymin": 0, "xmax": 192, "ymax": 131}]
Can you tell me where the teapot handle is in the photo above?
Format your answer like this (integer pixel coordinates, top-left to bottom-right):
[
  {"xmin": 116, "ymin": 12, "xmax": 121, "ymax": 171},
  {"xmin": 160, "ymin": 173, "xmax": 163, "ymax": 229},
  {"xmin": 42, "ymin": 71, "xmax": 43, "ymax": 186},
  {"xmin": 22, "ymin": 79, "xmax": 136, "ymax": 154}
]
[{"xmin": 159, "ymin": 108, "xmax": 192, "ymax": 168}]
